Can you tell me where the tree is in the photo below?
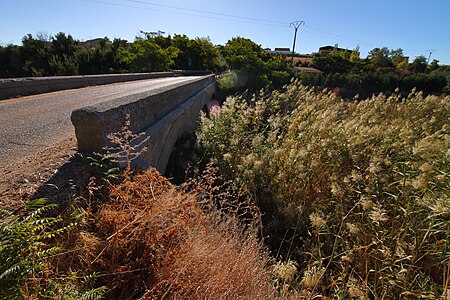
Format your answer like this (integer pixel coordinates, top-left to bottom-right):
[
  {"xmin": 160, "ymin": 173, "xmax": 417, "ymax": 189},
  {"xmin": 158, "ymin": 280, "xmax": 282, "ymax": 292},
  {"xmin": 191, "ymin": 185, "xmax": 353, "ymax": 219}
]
[
  {"xmin": 350, "ymin": 50, "xmax": 360, "ymax": 63},
  {"xmin": 219, "ymin": 37, "xmax": 270, "ymax": 90},
  {"xmin": 49, "ymin": 33, "xmax": 79, "ymax": 75},
  {"xmin": 429, "ymin": 59, "xmax": 440, "ymax": 72},
  {"xmin": 367, "ymin": 47, "xmax": 392, "ymax": 69},
  {"xmin": 409, "ymin": 55, "xmax": 427, "ymax": 73},
  {"xmin": 51, "ymin": 32, "xmax": 78, "ymax": 57},
  {"xmin": 218, "ymin": 37, "xmax": 292, "ymax": 92},
  {"xmin": 188, "ymin": 37, "xmax": 219, "ymax": 70},
  {"xmin": 0, "ymin": 44, "xmax": 23, "ymax": 77},
  {"xmin": 390, "ymin": 48, "xmax": 407, "ymax": 67},
  {"xmin": 172, "ymin": 34, "xmax": 191, "ymax": 70},
  {"xmin": 311, "ymin": 54, "xmax": 352, "ymax": 74},
  {"xmin": 118, "ymin": 38, "xmax": 179, "ymax": 72},
  {"xmin": 76, "ymin": 37, "xmax": 118, "ymax": 74},
  {"xmin": 20, "ymin": 34, "xmax": 52, "ymax": 76}
]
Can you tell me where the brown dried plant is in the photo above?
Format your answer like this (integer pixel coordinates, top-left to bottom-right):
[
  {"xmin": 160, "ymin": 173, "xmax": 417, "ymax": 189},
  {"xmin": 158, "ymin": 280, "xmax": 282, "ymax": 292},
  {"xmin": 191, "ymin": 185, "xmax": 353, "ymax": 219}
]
[
  {"xmin": 94, "ymin": 168, "xmax": 278, "ymax": 299},
  {"xmin": 105, "ymin": 114, "xmax": 149, "ymax": 178},
  {"xmin": 87, "ymin": 117, "xmax": 280, "ymax": 299}
]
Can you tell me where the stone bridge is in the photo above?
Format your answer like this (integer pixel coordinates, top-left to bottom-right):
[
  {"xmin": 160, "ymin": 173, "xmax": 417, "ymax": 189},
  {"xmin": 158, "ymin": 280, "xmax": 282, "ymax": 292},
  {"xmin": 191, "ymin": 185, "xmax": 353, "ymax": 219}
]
[{"xmin": 71, "ymin": 74, "xmax": 215, "ymax": 173}]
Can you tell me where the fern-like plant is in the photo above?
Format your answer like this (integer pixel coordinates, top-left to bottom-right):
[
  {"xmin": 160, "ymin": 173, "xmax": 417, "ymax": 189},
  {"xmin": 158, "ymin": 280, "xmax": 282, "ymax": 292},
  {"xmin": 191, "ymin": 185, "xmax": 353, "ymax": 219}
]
[{"xmin": 0, "ymin": 198, "xmax": 78, "ymax": 299}]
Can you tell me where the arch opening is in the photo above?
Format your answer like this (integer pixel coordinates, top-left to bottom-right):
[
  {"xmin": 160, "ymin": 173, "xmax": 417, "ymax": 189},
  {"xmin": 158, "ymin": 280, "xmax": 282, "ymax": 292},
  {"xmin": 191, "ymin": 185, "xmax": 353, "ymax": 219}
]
[{"xmin": 164, "ymin": 132, "xmax": 198, "ymax": 184}]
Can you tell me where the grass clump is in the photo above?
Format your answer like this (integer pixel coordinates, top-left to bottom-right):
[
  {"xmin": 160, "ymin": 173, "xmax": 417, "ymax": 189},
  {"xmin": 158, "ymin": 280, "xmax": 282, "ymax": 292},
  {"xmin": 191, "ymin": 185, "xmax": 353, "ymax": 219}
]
[
  {"xmin": 93, "ymin": 165, "xmax": 277, "ymax": 299},
  {"xmin": 197, "ymin": 79, "xmax": 450, "ymax": 298}
]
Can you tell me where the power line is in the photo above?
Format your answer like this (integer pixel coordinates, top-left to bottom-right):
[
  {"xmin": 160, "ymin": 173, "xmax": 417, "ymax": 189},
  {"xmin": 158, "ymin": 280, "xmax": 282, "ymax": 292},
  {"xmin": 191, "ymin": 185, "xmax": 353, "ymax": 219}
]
[
  {"xmin": 303, "ymin": 25, "xmax": 380, "ymax": 47},
  {"xmin": 79, "ymin": 0, "xmax": 288, "ymax": 27},
  {"xmin": 79, "ymin": 0, "xmax": 447, "ymax": 61},
  {"xmin": 121, "ymin": 0, "xmax": 288, "ymax": 25}
]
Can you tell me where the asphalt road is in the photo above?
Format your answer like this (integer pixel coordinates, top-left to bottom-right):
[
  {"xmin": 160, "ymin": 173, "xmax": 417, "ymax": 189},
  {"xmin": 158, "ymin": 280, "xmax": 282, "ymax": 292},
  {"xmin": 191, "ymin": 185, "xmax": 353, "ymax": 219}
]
[{"xmin": 0, "ymin": 76, "xmax": 201, "ymax": 167}]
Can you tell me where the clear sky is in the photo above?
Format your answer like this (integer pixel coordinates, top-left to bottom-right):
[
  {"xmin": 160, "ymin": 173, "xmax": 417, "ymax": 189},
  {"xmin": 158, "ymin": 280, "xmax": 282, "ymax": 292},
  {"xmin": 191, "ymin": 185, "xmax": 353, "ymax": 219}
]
[{"xmin": 1, "ymin": 0, "xmax": 450, "ymax": 64}]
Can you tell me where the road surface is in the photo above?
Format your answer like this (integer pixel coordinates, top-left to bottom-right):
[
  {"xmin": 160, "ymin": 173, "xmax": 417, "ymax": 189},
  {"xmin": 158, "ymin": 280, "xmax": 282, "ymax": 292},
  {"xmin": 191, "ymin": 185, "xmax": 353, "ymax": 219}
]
[{"xmin": 0, "ymin": 76, "xmax": 201, "ymax": 167}]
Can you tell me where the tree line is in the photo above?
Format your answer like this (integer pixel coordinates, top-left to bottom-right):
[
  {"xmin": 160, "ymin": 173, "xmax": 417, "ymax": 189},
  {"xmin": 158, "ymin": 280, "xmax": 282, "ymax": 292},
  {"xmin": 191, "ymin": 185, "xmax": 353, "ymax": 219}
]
[
  {"xmin": 0, "ymin": 32, "xmax": 222, "ymax": 77},
  {"xmin": 300, "ymin": 46, "xmax": 449, "ymax": 97},
  {"xmin": 1, "ymin": 32, "xmax": 448, "ymax": 97}
]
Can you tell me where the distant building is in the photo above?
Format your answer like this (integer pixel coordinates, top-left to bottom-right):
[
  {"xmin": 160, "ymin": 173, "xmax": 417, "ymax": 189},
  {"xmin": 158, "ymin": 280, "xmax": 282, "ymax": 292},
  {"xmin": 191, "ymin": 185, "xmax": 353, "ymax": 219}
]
[
  {"xmin": 274, "ymin": 47, "xmax": 291, "ymax": 54},
  {"xmin": 265, "ymin": 47, "xmax": 292, "ymax": 55},
  {"xmin": 80, "ymin": 38, "xmax": 112, "ymax": 48},
  {"xmin": 318, "ymin": 45, "xmax": 353, "ymax": 56}
]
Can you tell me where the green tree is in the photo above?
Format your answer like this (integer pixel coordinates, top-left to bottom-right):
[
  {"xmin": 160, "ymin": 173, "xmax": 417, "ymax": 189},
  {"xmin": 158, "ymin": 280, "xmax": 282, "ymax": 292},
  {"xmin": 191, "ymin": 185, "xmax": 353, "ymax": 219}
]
[
  {"xmin": 118, "ymin": 38, "xmax": 178, "ymax": 72},
  {"xmin": 77, "ymin": 37, "xmax": 117, "ymax": 74},
  {"xmin": 219, "ymin": 37, "xmax": 293, "ymax": 92},
  {"xmin": 20, "ymin": 34, "xmax": 52, "ymax": 76},
  {"xmin": 172, "ymin": 34, "xmax": 191, "ymax": 69},
  {"xmin": 188, "ymin": 37, "xmax": 220, "ymax": 70},
  {"xmin": 311, "ymin": 54, "xmax": 352, "ymax": 74},
  {"xmin": 219, "ymin": 37, "xmax": 270, "ymax": 90},
  {"xmin": 51, "ymin": 32, "xmax": 78, "ymax": 56},
  {"xmin": 409, "ymin": 55, "xmax": 427, "ymax": 73},
  {"xmin": 49, "ymin": 33, "xmax": 79, "ymax": 75},
  {"xmin": 265, "ymin": 54, "xmax": 291, "ymax": 89},
  {"xmin": 390, "ymin": 48, "xmax": 408, "ymax": 68},
  {"xmin": 389, "ymin": 48, "xmax": 405, "ymax": 66},
  {"xmin": 0, "ymin": 44, "xmax": 23, "ymax": 77},
  {"xmin": 171, "ymin": 35, "xmax": 220, "ymax": 70},
  {"xmin": 429, "ymin": 59, "xmax": 440, "ymax": 72},
  {"xmin": 350, "ymin": 50, "xmax": 360, "ymax": 63},
  {"xmin": 367, "ymin": 47, "xmax": 393, "ymax": 69}
]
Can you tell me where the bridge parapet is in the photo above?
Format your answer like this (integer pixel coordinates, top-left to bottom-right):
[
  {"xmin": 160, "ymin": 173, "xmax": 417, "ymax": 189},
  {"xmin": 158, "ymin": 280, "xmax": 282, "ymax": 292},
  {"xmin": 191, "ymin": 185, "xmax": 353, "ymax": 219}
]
[
  {"xmin": 71, "ymin": 74, "xmax": 215, "ymax": 172},
  {"xmin": 0, "ymin": 71, "xmax": 211, "ymax": 100}
]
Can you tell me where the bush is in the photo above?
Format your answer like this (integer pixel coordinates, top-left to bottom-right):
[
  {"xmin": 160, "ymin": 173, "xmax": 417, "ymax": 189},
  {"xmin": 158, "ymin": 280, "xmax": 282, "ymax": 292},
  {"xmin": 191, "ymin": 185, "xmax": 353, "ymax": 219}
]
[
  {"xmin": 198, "ymin": 80, "xmax": 450, "ymax": 298},
  {"xmin": 299, "ymin": 71, "xmax": 448, "ymax": 98}
]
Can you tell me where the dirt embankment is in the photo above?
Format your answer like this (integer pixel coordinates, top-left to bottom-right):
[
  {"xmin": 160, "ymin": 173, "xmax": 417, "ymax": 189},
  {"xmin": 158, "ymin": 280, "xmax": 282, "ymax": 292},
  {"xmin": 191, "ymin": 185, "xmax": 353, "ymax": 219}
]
[{"xmin": 0, "ymin": 135, "xmax": 88, "ymax": 210}]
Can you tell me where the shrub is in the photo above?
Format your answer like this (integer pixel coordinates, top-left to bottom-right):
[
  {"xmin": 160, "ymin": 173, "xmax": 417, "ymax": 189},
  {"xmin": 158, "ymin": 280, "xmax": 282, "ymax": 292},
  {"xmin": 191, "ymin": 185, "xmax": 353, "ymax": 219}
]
[
  {"xmin": 299, "ymin": 71, "xmax": 448, "ymax": 98},
  {"xmin": 77, "ymin": 119, "xmax": 281, "ymax": 299}
]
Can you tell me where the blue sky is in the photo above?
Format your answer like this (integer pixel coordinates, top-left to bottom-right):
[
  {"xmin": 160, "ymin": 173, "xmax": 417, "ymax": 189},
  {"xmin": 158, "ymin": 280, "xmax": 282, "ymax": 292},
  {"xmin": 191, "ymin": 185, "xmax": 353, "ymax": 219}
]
[{"xmin": 1, "ymin": 0, "xmax": 450, "ymax": 64}]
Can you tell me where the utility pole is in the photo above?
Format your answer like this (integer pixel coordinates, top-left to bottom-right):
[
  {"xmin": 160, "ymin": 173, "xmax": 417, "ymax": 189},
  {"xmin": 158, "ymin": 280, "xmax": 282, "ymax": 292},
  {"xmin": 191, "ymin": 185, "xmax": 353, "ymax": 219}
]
[
  {"xmin": 426, "ymin": 49, "xmax": 436, "ymax": 65},
  {"xmin": 290, "ymin": 20, "xmax": 305, "ymax": 65}
]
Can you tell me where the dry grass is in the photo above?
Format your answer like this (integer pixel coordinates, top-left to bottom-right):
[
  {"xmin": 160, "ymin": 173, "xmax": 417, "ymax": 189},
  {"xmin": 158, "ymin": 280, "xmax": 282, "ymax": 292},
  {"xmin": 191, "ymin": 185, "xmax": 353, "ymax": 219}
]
[
  {"xmin": 198, "ymin": 80, "xmax": 450, "ymax": 298},
  {"xmin": 88, "ymin": 167, "xmax": 277, "ymax": 299}
]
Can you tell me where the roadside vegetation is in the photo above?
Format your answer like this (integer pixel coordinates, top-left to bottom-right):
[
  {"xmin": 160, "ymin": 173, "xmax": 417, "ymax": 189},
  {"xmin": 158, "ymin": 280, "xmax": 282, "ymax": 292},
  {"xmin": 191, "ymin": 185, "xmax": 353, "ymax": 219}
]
[
  {"xmin": 198, "ymin": 80, "xmax": 450, "ymax": 298},
  {"xmin": 3, "ymin": 79, "xmax": 447, "ymax": 299}
]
